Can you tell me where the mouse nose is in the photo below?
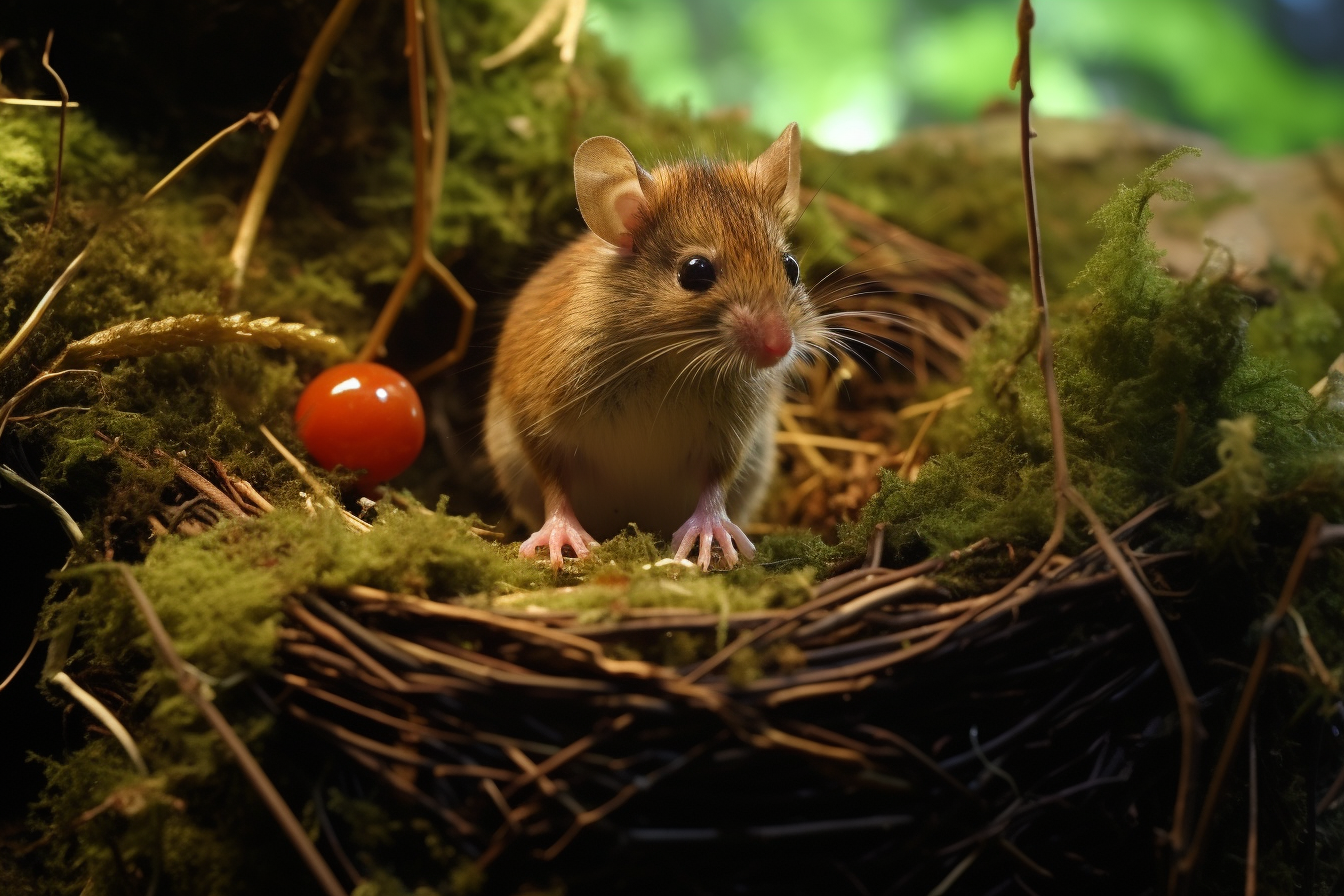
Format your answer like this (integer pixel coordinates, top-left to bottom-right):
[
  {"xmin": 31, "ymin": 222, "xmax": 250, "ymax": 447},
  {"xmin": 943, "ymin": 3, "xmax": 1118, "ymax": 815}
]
[{"xmin": 741, "ymin": 313, "xmax": 793, "ymax": 368}]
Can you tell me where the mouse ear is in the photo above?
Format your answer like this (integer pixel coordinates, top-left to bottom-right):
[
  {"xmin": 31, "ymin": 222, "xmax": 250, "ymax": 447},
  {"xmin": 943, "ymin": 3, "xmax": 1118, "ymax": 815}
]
[
  {"xmin": 574, "ymin": 136, "xmax": 653, "ymax": 252},
  {"xmin": 749, "ymin": 122, "xmax": 802, "ymax": 228}
]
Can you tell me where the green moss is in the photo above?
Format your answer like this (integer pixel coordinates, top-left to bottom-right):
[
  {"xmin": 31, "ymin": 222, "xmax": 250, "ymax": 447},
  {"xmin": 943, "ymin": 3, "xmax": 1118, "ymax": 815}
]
[
  {"xmin": 1246, "ymin": 255, "xmax": 1344, "ymax": 389},
  {"xmin": 846, "ymin": 149, "xmax": 1344, "ymax": 567},
  {"xmin": 755, "ymin": 528, "xmax": 839, "ymax": 572}
]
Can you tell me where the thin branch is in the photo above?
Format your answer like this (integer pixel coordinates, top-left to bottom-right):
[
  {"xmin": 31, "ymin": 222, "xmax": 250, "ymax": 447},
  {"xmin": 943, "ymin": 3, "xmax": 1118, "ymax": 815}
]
[
  {"xmin": 114, "ymin": 566, "xmax": 348, "ymax": 896},
  {"xmin": 228, "ymin": 0, "xmax": 364, "ymax": 304},
  {"xmin": 0, "ymin": 369, "xmax": 98, "ymax": 440},
  {"xmin": 1245, "ymin": 706, "xmax": 1257, "ymax": 896},
  {"xmin": 0, "ymin": 109, "xmax": 275, "ymax": 371},
  {"xmin": 1178, "ymin": 514, "xmax": 1325, "ymax": 884},
  {"xmin": 0, "ymin": 629, "xmax": 40, "ymax": 693},
  {"xmin": 360, "ymin": 0, "xmax": 477, "ymax": 378},
  {"xmin": 480, "ymin": 0, "xmax": 567, "ymax": 70},
  {"xmin": 152, "ymin": 449, "xmax": 247, "ymax": 520},
  {"xmin": 143, "ymin": 110, "xmax": 277, "ymax": 204},
  {"xmin": 1069, "ymin": 486, "xmax": 1203, "ymax": 861},
  {"xmin": 1013, "ymin": 0, "xmax": 1203, "ymax": 863},
  {"xmin": 40, "ymin": 30, "xmax": 69, "ymax": 233}
]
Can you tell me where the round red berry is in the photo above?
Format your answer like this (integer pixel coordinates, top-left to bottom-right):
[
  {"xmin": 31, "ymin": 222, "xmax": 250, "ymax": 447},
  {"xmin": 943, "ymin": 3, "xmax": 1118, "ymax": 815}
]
[{"xmin": 294, "ymin": 362, "xmax": 425, "ymax": 493}]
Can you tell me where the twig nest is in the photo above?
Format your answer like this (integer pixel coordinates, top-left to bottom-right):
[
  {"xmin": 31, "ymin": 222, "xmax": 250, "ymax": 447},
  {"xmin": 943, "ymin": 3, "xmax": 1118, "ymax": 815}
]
[{"xmin": 294, "ymin": 362, "xmax": 425, "ymax": 494}]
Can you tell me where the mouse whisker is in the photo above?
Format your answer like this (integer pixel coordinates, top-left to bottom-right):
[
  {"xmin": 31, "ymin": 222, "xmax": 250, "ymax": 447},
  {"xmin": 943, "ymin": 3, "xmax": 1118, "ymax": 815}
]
[
  {"xmin": 652, "ymin": 343, "xmax": 723, "ymax": 426},
  {"xmin": 818, "ymin": 329, "xmax": 911, "ymax": 373},
  {"xmin": 818, "ymin": 309, "xmax": 949, "ymax": 344},
  {"xmin": 525, "ymin": 334, "xmax": 720, "ymax": 436},
  {"xmin": 806, "ymin": 243, "xmax": 927, "ymax": 293}
]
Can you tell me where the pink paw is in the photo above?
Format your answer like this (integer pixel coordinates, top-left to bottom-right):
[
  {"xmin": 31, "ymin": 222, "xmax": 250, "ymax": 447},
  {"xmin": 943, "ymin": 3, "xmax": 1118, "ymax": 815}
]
[
  {"xmin": 673, "ymin": 507, "xmax": 755, "ymax": 571},
  {"xmin": 521, "ymin": 514, "xmax": 598, "ymax": 572}
]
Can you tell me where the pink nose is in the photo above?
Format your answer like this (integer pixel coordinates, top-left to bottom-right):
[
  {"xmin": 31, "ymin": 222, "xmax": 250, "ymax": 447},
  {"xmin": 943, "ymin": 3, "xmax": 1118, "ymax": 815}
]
[{"xmin": 749, "ymin": 315, "xmax": 793, "ymax": 368}]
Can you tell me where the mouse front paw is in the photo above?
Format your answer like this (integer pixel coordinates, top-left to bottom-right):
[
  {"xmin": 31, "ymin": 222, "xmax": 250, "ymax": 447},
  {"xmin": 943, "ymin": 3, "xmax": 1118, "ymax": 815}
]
[
  {"xmin": 520, "ymin": 512, "xmax": 598, "ymax": 572},
  {"xmin": 673, "ymin": 488, "xmax": 755, "ymax": 571}
]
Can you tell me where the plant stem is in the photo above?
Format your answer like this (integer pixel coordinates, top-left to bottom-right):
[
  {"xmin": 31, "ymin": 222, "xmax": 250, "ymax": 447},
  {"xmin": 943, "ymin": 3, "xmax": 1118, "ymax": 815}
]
[{"xmin": 227, "ymin": 0, "xmax": 364, "ymax": 305}]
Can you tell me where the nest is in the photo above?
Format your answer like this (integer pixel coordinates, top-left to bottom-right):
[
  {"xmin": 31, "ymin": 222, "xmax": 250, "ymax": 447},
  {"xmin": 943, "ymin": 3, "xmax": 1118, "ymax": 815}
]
[
  {"xmin": 764, "ymin": 192, "xmax": 1008, "ymax": 534},
  {"xmin": 275, "ymin": 503, "xmax": 1198, "ymax": 894}
]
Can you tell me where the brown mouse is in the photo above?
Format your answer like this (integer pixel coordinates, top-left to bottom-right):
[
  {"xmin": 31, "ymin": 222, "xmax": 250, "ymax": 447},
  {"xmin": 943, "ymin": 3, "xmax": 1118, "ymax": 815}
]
[{"xmin": 484, "ymin": 123, "xmax": 821, "ymax": 570}]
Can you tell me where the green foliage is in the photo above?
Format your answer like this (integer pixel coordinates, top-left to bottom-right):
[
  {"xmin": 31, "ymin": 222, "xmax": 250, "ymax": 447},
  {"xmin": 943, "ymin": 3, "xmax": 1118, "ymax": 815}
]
[
  {"xmin": 590, "ymin": 0, "xmax": 1344, "ymax": 156},
  {"xmin": 846, "ymin": 149, "xmax": 1344, "ymax": 568}
]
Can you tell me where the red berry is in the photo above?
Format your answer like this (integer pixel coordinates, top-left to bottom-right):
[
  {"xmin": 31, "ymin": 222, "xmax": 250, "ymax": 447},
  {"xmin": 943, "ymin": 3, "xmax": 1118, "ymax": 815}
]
[{"xmin": 294, "ymin": 362, "xmax": 425, "ymax": 494}]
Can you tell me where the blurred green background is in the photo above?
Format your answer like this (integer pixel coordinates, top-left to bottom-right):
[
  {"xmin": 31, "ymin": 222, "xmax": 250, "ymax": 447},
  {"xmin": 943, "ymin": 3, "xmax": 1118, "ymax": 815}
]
[{"xmin": 587, "ymin": 0, "xmax": 1344, "ymax": 156}]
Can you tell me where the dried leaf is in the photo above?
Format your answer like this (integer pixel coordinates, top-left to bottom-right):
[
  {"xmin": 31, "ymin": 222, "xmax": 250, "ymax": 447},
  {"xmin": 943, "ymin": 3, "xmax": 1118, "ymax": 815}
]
[{"xmin": 50, "ymin": 313, "xmax": 350, "ymax": 370}]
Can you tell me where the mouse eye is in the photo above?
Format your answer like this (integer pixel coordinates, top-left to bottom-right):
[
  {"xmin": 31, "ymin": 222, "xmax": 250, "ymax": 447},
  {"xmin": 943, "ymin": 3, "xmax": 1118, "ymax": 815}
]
[
  {"xmin": 783, "ymin": 253, "xmax": 800, "ymax": 286},
  {"xmin": 678, "ymin": 256, "xmax": 717, "ymax": 292}
]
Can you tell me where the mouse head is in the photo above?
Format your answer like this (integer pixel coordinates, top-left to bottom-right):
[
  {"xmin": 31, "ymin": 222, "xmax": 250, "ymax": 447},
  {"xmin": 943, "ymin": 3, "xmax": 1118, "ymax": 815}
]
[{"xmin": 574, "ymin": 124, "xmax": 817, "ymax": 373}]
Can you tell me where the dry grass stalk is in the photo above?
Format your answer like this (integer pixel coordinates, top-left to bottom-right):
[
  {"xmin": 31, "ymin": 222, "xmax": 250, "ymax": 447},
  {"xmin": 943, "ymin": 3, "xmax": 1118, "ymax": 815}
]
[
  {"xmin": 50, "ymin": 313, "xmax": 347, "ymax": 370},
  {"xmin": 258, "ymin": 424, "xmax": 372, "ymax": 533},
  {"xmin": 0, "ymin": 631, "xmax": 41, "ymax": 694},
  {"xmin": 228, "ymin": 0, "xmax": 365, "ymax": 302},
  {"xmin": 480, "ymin": 0, "xmax": 588, "ymax": 69},
  {"xmin": 49, "ymin": 671, "xmax": 149, "ymax": 776},
  {"xmin": 0, "ymin": 98, "xmax": 81, "ymax": 107}
]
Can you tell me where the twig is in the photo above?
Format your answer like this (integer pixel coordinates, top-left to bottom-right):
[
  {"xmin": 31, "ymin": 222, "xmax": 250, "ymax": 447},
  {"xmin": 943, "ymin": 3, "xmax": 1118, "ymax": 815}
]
[
  {"xmin": 0, "ymin": 109, "xmax": 276, "ymax": 371},
  {"xmin": 682, "ymin": 554, "xmax": 954, "ymax": 684},
  {"xmin": 114, "ymin": 565, "xmax": 348, "ymax": 896},
  {"xmin": 0, "ymin": 369, "xmax": 97, "ymax": 439},
  {"xmin": 358, "ymin": 0, "xmax": 477, "ymax": 381},
  {"xmin": 0, "ymin": 630, "xmax": 41, "ymax": 693},
  {"xmin": 233, "ymin": 476, "xmax": 276, "ymax": 514},
  {"xmin": 1245, "ymin": 706, "xmax": 1257, "ymax": 896},
  {"xmin": 143, "ymin": 110, "xmax": 278, "ymax": 204},
  {"xmin": 927, "ymin": 846, "xmax": 983, "ymax": 896},
  {"xmin": 152, "ymin": 449, "xmax": 247, "ymax": 520},
  {"xmin": 1069, "ymin": 486, "xmax": 1202, "ymax": 861},
  {"xmin": 258, "ymin": 424, "xmax": 371, "ymax": 532},
  {"xmin": 50, "ymin": 671, "xmax": 149, "ymax": 776},
  {"xmin": 228, "ymin": 0, "xmax": 364, "ymax": 303},
  {"xmin": 1178, "ymin": 514, "xmax": 1325, "ymax": 884},
  {"xmin": 541, "ymin": 737, "xmax": 715, "ymax": 860},
  {"xmin": 40, "ymin": 31, "xmax": 69, "ymax": 233},
  {"xmin": 1285, "ymin": 607, "xmax": 1336, "ymax": 689},
  {"xmin": 864, "ymin": 522, "xmax": 886, "ymax": 568},
  {"xmin": 421, "ymin": 0, "xmax": 452, "ymax": 223},
  {"xmin": 1013, "ymin": 0, "xmax": 1202, "ymax": 862},
  {"xmin": 313, "ymin": 782, "xmax": 364, "ymax": 886}
]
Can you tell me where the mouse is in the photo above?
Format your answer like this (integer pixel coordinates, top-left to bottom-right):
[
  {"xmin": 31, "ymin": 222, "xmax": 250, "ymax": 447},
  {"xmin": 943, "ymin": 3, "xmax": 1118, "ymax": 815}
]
[{"xmin": 484, "ymin": 123, "xmax": 821, "ymax": 571}]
